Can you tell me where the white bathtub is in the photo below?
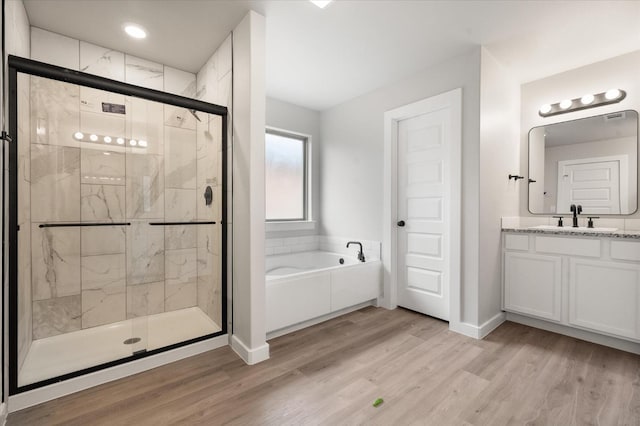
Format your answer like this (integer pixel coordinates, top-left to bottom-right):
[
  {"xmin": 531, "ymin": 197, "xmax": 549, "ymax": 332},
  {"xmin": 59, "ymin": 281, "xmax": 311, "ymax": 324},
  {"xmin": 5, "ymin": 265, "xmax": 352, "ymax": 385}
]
[{"xmin": 266, "ymin": 251, "xmax": 382, "ymax": 334}]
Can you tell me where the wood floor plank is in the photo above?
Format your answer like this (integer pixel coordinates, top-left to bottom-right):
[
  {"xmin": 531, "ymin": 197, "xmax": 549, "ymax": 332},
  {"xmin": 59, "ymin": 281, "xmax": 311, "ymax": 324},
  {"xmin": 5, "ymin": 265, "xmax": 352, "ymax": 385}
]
[{"xmin": 8, "ymin": 307, "xmax": 640, "ymax": 425}]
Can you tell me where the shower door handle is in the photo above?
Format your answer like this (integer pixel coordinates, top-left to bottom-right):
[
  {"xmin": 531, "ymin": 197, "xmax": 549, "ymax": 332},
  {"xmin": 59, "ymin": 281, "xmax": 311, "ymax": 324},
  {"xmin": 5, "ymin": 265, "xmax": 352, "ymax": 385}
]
[
  {"xmin": 38, "ymin": 222, "xmax": 131, "ymax": 228},
  {"xmin": 397, "ymin": 220, "xmax": 405, "ymax": 227}
]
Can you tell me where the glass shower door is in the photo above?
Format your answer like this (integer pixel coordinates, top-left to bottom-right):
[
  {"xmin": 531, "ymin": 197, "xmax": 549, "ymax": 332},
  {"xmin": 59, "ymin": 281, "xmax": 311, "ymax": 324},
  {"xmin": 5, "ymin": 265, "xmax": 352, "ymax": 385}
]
[{"xmin": 12, "ymin": 65, "xmax": 225, "ymax": 392}]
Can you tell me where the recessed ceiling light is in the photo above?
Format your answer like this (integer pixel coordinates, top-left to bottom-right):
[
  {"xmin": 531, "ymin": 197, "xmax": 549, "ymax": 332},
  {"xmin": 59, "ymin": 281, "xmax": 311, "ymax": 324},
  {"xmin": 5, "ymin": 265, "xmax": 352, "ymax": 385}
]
[
  {"xmin": 116, "ymin": 137, "xmax": 125, "ymax": 145},
  {"xmin": 74, "ymin": 132, "xmax": 84, "ymax": 140},
  {"xmin": 89, "ymin": 134, "xmax": 98, "ymax": 142},
  {"xmin": 310, "ymin": 0, "xmax": 333, "ymax": 8},
  {"xmin": 103, "ymin": 136, "xmax": 112, "ymax": 143},
  {"xmin": 138, "ymin": 140, "xmax": 148, "ymax": 147},
  {"xmin": 124, "ymin": 23, "xmax": 147, "ymax": 39}
]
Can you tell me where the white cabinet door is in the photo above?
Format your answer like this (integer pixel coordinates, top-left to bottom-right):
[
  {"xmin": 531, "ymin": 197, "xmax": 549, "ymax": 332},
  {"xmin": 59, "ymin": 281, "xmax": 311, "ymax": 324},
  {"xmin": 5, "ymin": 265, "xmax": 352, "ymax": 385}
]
[
  {"xmin": 569, "ymin": 259, "xmax": 640, "ymax": 340},
  {"xmin": 504, "ymin": 252, "xmax": 562, "ymax": 321}
]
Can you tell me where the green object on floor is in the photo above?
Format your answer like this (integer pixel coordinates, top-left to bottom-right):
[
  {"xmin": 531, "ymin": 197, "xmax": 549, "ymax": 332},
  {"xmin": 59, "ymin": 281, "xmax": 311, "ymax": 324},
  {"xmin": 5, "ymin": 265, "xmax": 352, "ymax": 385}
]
[{"xmin": 373, "ymin": 398, "xmax": 384, "ymax": 407}]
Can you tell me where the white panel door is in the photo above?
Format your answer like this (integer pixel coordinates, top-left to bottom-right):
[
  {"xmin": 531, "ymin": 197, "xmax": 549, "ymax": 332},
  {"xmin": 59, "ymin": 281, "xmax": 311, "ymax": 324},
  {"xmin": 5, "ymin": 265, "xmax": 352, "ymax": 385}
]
[
  {"xmin": 397, "ymin": 108, "xmax": 451, "ymax": 320},
  {"xmin": 557, "ymin": 157, "xmax": 624, "ymax": 214}
]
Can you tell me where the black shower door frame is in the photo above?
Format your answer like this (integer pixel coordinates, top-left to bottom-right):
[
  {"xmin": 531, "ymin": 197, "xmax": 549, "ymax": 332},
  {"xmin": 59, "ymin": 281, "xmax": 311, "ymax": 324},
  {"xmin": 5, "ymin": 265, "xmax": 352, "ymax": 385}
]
[{"xmin": 7, "ymin": 55, "xmax": 228, "ymax": 395}]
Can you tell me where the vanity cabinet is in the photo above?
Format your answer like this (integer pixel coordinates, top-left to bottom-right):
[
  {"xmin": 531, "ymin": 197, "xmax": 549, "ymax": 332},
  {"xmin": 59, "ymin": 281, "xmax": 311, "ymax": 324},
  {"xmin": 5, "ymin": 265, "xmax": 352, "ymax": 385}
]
[
  {"xmin": 568, "ymin": 258, "xmax": 640, "ymax": 340},
  {"xmin": 503, "ymin": 232, "xmax": 640, "ymax": 343},
  {"xmin": 504, "ymin": 252, "xmax": 562, "ymax": 322}
]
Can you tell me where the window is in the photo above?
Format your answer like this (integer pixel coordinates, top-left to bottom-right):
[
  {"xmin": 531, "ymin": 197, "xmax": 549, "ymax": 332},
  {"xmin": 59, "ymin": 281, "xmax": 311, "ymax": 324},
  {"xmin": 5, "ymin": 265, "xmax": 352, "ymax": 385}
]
[{"xmin": 265, "ymin": 129, "xmax": 308, "ymax": 221}]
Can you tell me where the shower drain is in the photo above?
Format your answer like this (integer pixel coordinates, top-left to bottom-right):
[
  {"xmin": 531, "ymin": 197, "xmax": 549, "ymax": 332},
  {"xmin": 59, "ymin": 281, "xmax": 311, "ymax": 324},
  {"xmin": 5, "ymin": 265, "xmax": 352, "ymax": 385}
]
[{"xmin": 123, "ymin": 337, "xmax": 142, "ymax": 345}]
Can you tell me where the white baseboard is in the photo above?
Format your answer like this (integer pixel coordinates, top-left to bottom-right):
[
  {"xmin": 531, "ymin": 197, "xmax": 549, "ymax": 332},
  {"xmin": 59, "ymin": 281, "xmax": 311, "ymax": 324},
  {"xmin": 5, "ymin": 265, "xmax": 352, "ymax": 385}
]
[
  {"xmin": 9, "ymin": 335, "xmax": 229, "ymax": 413},
  {"xmin": 506, "ymin": 312, "xmax": 640, "ymax": 355},
  {"xmin": 0, "ymin": 402, "xmax": 7, "ymax": 425},
  {"xmin": 266, "ymin": 301, "xmax": 375, "ymax": 340},
  {"xmin": 449, "ymin": 312, "xmax": 506, "ymax": 339},
  {"xmin": 231, "ymin": 335, "xmax": 270, "ymax": 365}
]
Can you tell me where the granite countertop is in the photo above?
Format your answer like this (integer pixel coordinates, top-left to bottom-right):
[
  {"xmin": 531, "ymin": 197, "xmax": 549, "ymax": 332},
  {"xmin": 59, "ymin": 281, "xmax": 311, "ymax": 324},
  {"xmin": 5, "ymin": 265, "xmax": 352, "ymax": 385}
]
[{"xmin": 502, "ymin": 227, "xmax": 640, "ymax": 239}]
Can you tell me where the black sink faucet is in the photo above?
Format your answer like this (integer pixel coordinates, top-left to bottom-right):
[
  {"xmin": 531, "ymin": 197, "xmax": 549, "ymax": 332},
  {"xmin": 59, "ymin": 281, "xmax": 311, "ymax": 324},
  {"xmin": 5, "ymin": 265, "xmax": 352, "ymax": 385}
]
[
  {"xmin": 346, "ymin": 241, "xmax": 365, "ymax": 262},
  {"xmin": 570, "ymin": 204, "xmax": 582, "ymax": 228}
]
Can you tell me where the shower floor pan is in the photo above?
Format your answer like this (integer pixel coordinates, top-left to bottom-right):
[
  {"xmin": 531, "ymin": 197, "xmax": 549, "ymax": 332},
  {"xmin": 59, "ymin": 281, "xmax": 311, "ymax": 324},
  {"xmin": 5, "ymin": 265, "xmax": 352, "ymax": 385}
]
[{"xmin": 19, "ymin": 306, "xmax": 221, "ymax": 387}]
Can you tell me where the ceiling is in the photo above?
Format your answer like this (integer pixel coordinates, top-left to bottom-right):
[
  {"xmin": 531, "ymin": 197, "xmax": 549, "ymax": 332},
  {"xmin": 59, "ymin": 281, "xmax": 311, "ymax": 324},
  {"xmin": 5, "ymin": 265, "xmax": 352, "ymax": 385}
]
[
  {"xmin": 23, "ymin": 0, "xmax": 640, "ymax": 111},
  {"xmin": 544, "ymin": 110, "xmax": 638, "ymax": 147}
]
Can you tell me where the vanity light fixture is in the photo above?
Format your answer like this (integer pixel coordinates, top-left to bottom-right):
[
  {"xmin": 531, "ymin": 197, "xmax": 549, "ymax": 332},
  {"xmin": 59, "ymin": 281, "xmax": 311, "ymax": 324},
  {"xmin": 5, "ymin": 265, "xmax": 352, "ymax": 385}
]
[
  {"xmin": 310, "ymin": 0, "xmax": 333, "ymax": 8},
  {"xmin": 539, "ymin": 104, "xmax": 552, "ymax": 114},
  {"xmin": 580, "ymin": 94, "xmax": 595, "ymax": 105},
  {"xmin": 72, "ymin": 132, "xmax": 147, "ymax": 148},
  {"xmin": 605, "ymin": 88, "xmax": 621, "ymax": 100},
  {"xmin": 539, "ymin": 89, "xmax": 626, "ymax": 117},
  {"xmin": 559, "ymin": 99, "xmax": 572, "ymax": 110}
]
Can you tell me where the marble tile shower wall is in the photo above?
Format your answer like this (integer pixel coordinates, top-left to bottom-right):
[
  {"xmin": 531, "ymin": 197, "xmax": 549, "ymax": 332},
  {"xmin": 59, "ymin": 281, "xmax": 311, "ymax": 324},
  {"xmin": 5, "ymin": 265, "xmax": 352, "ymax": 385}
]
[{"xmin": 22, "ymin": 28, "xmax": 225, "ymax": 342}]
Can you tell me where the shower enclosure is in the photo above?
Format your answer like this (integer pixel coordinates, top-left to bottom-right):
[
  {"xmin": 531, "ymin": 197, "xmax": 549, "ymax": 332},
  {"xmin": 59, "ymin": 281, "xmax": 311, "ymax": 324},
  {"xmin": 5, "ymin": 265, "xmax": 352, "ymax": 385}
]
[{"xmin": 8, "ymin": 56, "xmax": 227, "ymax": 393}]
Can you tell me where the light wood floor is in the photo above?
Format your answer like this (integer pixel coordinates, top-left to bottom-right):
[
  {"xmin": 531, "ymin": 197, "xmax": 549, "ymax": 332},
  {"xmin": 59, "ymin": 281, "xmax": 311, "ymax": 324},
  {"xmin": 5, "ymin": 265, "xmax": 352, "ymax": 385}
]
[{"xmin": 8, "ymin": 307, "xmax": 640, "ymax": 425}]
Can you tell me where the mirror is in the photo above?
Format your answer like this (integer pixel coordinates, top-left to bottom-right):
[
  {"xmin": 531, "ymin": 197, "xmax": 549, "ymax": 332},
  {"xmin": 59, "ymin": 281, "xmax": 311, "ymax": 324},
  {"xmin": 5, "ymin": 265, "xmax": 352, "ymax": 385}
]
[{"xmin": 528, "ymin": 110, "xmax": 639, "ymax": 215}]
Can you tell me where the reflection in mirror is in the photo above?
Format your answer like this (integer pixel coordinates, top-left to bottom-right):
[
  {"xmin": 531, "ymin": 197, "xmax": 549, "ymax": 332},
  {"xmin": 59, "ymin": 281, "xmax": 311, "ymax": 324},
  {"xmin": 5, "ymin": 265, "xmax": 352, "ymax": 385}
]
[{"xmin": 528, "ymin": 110, "xmax": 638, "ymax": 215}]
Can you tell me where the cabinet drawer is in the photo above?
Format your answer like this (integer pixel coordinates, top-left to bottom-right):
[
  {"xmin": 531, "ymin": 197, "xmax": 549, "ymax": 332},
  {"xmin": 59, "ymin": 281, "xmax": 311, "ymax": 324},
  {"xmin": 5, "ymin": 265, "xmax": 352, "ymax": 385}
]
[
  {"xmin": 611, "ymin": 241, "xmax": 640, "ymax": 262},
  {"xmin": 535, "ymin": 236, "xmax": 600, "ymax": 257},
  {"xmin": 504, "ymin": 234, "xmax": 529, "ymax": 251}
]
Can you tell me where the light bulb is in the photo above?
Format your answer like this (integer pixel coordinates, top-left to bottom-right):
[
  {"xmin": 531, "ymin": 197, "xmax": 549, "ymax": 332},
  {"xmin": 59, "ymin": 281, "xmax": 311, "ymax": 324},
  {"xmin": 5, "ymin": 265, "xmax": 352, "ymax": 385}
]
[
  {"xmin": 138, "ymin": 140, "xmax": 147, "ymax": 147},
  {"xmin": 103, "ymin": 136, "xmax": 112, "ymax": 143},
  {"xmin": 581, "ymin": 94, "xmax": 594, "ymax": 105},
  {"xmin": 559, "ymin": 99, "xmax": 572, "ymax": 110},
  {"xmin": 605, "ymin": 89, "xmax": 621, "ymax": 100},
  {"xmin": 116, "ymin": 138, "xmax": 125, "ymax": 145},
  {"xmin": 89, "ymin": 134, "xmax": 98, "ymax": 142},
  {"xmin": 74, "ymin": 132, "xmax": 84, "ymax": 140},
  {"xmin": 130, "ymin": 139, "xmax": 137, "ymax": 146},
  {"xmin": 539, "ymin": 104, "xmax": 552, "ymax": 114}
]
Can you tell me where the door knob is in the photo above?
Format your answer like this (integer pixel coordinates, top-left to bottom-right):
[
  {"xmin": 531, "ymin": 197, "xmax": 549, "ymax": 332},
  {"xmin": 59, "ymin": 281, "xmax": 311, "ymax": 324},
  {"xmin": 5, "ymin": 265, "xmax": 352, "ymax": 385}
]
[{"xmin": 397, "ymin": 220, "xmax": 405, "ymax": 227}]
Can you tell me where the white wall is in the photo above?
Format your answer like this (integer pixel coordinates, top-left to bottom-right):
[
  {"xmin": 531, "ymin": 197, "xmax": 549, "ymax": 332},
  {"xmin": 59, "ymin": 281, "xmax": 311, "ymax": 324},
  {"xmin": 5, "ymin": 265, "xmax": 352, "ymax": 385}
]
[
  {"xmin": 521, "ymin": 50, "xmax": 640, "ymax": 218},
  {"xmin": 231, "ymin": 11, "xmax": 268, "ymax": 363},
  {"xmin": 265, "ymin": 97, "xmax": 321, "ymax": 238},
  {"xmin": 320, "ymin": 48, "xmax": 483, "ymax": 327},
  {"xmin": 478, "ymin": 48, "xmax": 520, "ymax": 325}
]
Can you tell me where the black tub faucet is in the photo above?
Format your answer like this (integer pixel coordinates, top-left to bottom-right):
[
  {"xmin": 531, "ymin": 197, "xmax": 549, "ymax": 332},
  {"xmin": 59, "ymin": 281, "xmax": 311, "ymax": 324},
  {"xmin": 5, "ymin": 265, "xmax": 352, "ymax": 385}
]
[
  {"xmin": 570, "ymin": 204, "xmax": 582, "ymax": 228},
  {"xmin": 346, "ymin": 241, "xmax": 365, "ymax": 262}
]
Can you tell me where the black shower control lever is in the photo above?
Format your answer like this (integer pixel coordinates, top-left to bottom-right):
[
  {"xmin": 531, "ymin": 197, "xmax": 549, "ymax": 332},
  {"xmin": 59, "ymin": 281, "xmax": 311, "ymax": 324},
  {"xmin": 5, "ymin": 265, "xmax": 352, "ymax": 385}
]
[
  {"xmin": 397, "ymin": 220, "xmax": 405, "ymax": 227},
  {"xmin": 204, "ymin": 186, "xmax": 213, "ymax": 206},
  {"xmin": 587, "ymin": 217, "xmax": 600, "ymax": 229},
  {"xmin": 552, "ymin": 216, "xmax": 564, "ymax": 227}
]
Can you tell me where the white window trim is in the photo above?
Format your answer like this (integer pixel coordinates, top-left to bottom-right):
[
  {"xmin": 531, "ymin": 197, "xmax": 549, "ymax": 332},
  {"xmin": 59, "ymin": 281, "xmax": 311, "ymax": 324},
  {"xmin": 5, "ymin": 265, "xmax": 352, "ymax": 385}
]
[
  {"xmin": 265, "ymin": 220, "xmax": 317, "ymax": 233},
  {"xmin": 265, "ymin": 126, "xmax": 313, "ymax": 224}
]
